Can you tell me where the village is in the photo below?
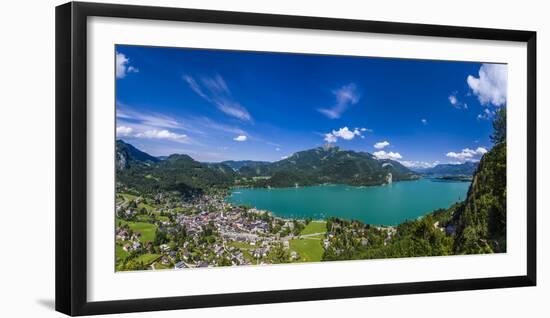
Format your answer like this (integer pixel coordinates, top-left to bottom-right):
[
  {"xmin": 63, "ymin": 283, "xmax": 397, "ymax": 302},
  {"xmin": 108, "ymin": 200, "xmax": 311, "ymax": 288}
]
[{"xmin": 115, "ymin": 191, "xmax": 335, "ymax": 271}]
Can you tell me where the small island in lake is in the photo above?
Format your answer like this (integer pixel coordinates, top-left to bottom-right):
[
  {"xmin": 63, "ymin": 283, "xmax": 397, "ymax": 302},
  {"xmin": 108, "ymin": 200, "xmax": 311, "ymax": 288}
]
[{"xmin": 114, "ymin": 45, "xmax": 507, "ymax": 271}]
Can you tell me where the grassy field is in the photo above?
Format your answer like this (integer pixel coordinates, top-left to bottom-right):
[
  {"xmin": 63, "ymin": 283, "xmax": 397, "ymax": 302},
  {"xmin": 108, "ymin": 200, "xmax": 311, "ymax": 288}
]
[
  {"xmin": 119, "ymin": 192, "xmax": 157, "ymax": 213},
  {"xmin": 119, "ymin": 193, "xmax": 138, "ymax": 201},
  {"xmin": 115, "ymin": 244, "xmax": 129, "ymax": 260},
  {"xmin": 117, "ymin": 219, "xmax": 158, "ymax": 243},
  {"xmin": 135, "ymin": 214, "xmax": 170, "ymax": 223},
  {"xmin": 300, "ymin": 221, "xmax": 327, "ymax": 235},
  {"xmin": 153, "ymin": 262, "xmax": 173, "ymax": 270},
  {"xmin": 289, "ymin": 238, "xmax": 324, "ymax": 262},
  {"xmin": 134, "ymin": 253, "xmax": 161, "ymax": 265}
]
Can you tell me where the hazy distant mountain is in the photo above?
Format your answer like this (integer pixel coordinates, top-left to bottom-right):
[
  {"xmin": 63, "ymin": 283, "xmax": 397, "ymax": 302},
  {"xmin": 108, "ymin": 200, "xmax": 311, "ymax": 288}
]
[
  {"xmin": 220, "ymin": 160, "xmax": 271, "ymax": 171},
  {"xmin": 420, "ymin": 162, "xmax": 479, "ymax": 176}
]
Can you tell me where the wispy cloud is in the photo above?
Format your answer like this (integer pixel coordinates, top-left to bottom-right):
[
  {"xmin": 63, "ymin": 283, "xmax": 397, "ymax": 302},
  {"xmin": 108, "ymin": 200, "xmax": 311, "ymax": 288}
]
[
  {"xmin": 421, "ymin": 118, "xmax": 428, "ymax": 125},
  {"xmin": 116, "ymin": 52, "xmax": 139, "ymax": 79},
  {"xmin": 184, "ymin": 74, "xmax": 252, "ymax": 122},
  {"xmin": 318, "ymin": 84, "xmax": 360, "ymax": 119},
  {"xmin": 116, "ymin": 102, "xmax": 196, "ymax": 144},
  {"xmin": 467, "ymin": 64, "xmax": 507, "ymax": 106},
  {"xmin": 116, "ymin": 110, "xmax": 184, "ymax": 130},
  {"xmin": 183, "ymin": 75, "xmax": 209, "ymax": 100},
  {"xmin": 192, "ymin": 116, "xmax": 247, "ymax": 137},
  {"xmin": 134, "ymin": 129, "xmax": 191, "ymax": 143},
  {"xmin": 116, "ymin": 123, "xmax": 191, "ymax": 144}
]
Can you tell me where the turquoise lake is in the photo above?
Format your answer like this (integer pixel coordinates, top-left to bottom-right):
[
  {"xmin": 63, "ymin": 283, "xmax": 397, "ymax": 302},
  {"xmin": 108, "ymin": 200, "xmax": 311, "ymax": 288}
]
[{"xmin": 226, "ymin": 178, "xmax": 470, "ymax": 225}]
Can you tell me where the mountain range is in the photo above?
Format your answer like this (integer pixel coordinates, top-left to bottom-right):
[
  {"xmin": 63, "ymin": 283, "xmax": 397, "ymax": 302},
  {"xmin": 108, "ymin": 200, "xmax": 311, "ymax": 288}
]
[
  {"xmin": 116, "ymin": 139, "xmax": 507, "ymax": 254},
  {"xmin": 115, "ymin": 140, "xmax": 419, "ymax": 193},
  {"xmin": 415, "ymin": 161, "xmax": 479, "ymax": 176},
  {"xmin": 116, "ymin": 140, "xmax": 159, "ymax": 170}
]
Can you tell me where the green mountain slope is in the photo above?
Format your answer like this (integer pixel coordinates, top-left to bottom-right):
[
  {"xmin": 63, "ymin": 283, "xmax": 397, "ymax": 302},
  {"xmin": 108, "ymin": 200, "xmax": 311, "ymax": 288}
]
[
  {"xmin": 115, "ymin": 141, "xmax": 419, "ymax": 195},
  {"xmin": 452, "ymin": 142, "xmax": 506, "ymax": 253},
  {"xmin": 115, "ymin": 142, "xmax": 235, "ymax": 196},
  {"xmin": 240, "ymin": 146, "xmax": 418, "ymax": 187},
  {"xmin": 116, "ymin": 139, "xmax": 159, "ymax": 170},
  {"xmin": 322, "ymin": 142, "xmax": 506, "ymax": 260}
]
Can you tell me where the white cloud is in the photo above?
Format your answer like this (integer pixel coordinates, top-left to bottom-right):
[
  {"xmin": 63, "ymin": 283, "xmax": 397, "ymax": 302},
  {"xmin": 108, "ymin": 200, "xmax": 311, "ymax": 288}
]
[
  {"xmin": 374, "ymin": 141, "xmax": 390, "ymax": 149},
  {"xmin": 448, "ymin": 92, "xmax": 468, "ymax": 109},
  {"xmin": 356, "ymin": 127, "xmax": 371, "ymax": 138},
  {"xmin": 318, "ymin": 84, "xmax": 360, "ymax": 119},
  {"xmin": 476, "ymin": 147, "xmax": 488, "ymax": 154},
  {"xmin": 233, "ymin": 135, "xmax": 247, "ymax": 142},
  {"xmin": 421, "ymin": 118, "xmax": 428, "ymax": 125},
  {"xmin": 116, "ymin": 104, "xmax": 196, "ymax": 144},
  {"xmin": 467, "ymin": 64, "xmax": 508, "ymax": 106},
  {"xmin": 399, "ymin": 160, "xmax": 439, "ymax": 169},
  {"xmin": 446, "ymin": 147, "xmax": 488, "ymax": 161},
  {"xmin": 116, "ymin": 126, "xmax": 133, "ymax": 137},
  {"xmin": 446, "ymin": 149, "xmax": 474, "ymax": 160},
  {"xmin": 275, "ymin": 147, "xmax": 281, "ymax": 152},
  {"xmin": 449, "ymin": 94, "xmax": 458, "ymax": 106},
  {"xmin": 184, "ymin": 74, "xmax": 252, "ymax": 122},
  {"xmin": 477, "ymin": 108, "xmax": 496, "ymax": 121},
  {"xmin": 116, "ymin": 52, "xmax": 138, "ymax": 79},
  {"xmin": 324, "ymin": 133, "xmax": 337, "ymax": 143},
  {"xmin": 135, "ymin": 129, "xmax": 190, "ymax": 143},
  {"xmin": 333, "ymin": 127, "xmax": 360, "ymax": 140},
  {"xmin": 373, "ymin": 151, "xmax": 402, "ymax": 160},
  {"xmin": 324, "ymin": 127, "xmax": 362, "ymax": 143}
]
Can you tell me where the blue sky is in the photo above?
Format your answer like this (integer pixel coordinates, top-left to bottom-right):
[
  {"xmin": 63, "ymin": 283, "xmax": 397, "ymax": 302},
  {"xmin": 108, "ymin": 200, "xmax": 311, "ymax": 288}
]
[{"xmin": 115, "ymin": 45, "xmax": 507, "ymax": 168}]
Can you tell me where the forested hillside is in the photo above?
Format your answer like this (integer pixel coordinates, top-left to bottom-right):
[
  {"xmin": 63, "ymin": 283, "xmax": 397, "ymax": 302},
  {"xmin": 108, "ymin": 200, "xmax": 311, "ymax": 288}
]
[
  {"xmin": 323, "ymin": 108, "xmax": 507, "ymax": 259},
  {"xmin": 115, "ymin": 141, "xmax": 419, "ymax": 194}
]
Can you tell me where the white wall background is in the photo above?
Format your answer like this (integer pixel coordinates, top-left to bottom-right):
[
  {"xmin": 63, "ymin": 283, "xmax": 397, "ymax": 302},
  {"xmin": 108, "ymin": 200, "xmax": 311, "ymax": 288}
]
[{"xmin": 0, "ymin": 0, "xmax": 546, "ymax": 317}]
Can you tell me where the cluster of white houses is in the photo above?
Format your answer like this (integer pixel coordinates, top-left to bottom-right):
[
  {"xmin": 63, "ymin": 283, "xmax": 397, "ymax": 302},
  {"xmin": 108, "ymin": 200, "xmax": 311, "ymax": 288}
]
[{"xmin": 116, "ymin": 192, "xmax": 313, "ymax": 270}]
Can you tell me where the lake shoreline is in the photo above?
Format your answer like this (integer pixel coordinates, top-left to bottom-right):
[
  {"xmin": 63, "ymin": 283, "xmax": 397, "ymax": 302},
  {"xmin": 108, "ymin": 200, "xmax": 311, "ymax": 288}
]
[
  {"xmin": 230, "ymin": 176, "xmax": 437, "ymax": 191},
  {"xmin": 226, "ymin": 178, "xmax": 470, "ymax": 226}
]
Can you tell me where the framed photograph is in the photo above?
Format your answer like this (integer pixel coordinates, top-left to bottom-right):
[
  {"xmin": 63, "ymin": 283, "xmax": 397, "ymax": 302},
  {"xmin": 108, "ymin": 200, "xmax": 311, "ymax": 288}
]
[{"xmin": 55, "ymin": 1, "xmax": 536, "ymax": 316}]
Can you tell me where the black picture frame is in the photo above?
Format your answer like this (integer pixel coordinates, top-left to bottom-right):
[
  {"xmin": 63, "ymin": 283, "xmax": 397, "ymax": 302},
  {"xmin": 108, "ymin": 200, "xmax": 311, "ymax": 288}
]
[{"xmin": 55, "ymin": 1, "xmax": 537, "ymax": 316}]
